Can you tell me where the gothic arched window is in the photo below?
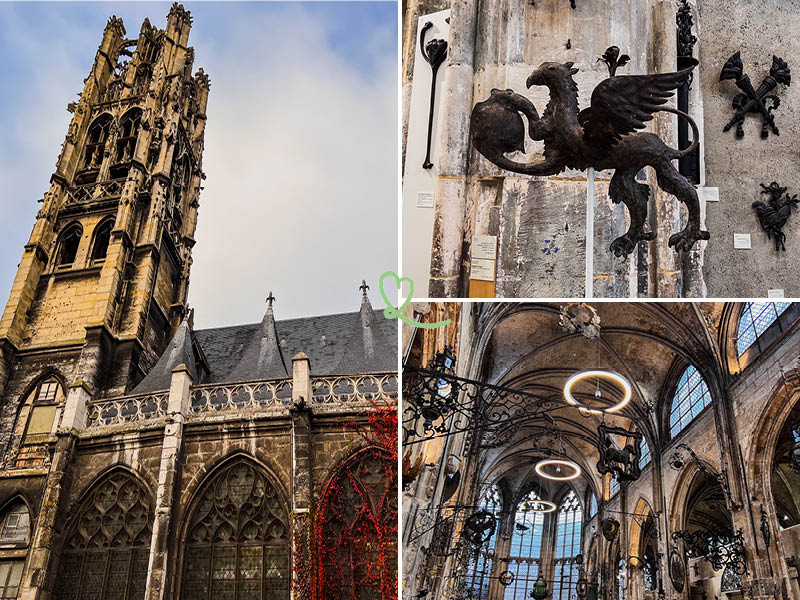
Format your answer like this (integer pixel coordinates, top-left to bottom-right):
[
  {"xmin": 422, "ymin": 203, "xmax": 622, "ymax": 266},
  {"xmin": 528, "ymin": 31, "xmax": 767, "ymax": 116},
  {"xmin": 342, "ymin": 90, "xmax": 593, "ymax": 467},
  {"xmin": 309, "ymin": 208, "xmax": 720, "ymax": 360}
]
[
  {"xmin": 736, "ymin": 301, "xmax": 791, "ymax": 356},
  {"xmin": 464, "ymin": 484, "xmax": 502, "ymax": 599},
  {"xmin": 669, "ymin": 364, "xmax": 712, "ymax": 438},
  {"xmin": 317, "ymin": 449, "xmax": 397, "ymax": 600},
  {"xmin": 115, "ymin": 109, "xmax": 141, "ymax": 164},
  {"xmin": 83, "ymin": 114, "xmax": 112, "ymax": 169},
  {"xmin": 91, "ymin": 219, "xmax": 114, "ymax": 264},
  {"xmin": 0, "ymin": 501, "xmax": 31, "ymax": 600},
  {"xmin": 57, "ymin": 223, "xmax": 83, "ymax": 269},
  {"xmin": 54, "ymin": 470, "xmax": 153, "ymax": 600},
  {"xmin": 552, "ymin": 490, "xmax": 582, "ymax": 600},
  {"xmin": 587, "ymin": 493, "xmax": 598, "ymax": 520},
  {"xmin": 182, "ymin": 460, "xmax": 290, "ymax": 600},
  {"xmin": 504, "ymin": 490, "xmax": 546, "ymax": 599}
]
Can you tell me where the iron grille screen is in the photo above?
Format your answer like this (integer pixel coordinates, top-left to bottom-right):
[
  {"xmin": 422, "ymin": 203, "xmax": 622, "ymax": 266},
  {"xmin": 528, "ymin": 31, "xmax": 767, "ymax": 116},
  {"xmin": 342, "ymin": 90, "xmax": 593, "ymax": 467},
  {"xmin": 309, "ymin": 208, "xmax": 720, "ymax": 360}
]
[
  {"xmin": 54, "ymin": 471, "xmax": 153, "ymax": 600},
  {"xmin": 182, "ymin": 460, "xmax": 290, "ymax": 599}
]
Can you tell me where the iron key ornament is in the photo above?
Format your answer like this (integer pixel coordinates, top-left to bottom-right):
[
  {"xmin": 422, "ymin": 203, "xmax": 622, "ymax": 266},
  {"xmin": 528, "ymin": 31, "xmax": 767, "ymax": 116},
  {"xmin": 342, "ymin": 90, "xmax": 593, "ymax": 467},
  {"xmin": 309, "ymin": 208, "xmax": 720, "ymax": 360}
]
[
  {"xmin": 470, "ymin": 49, "xmax": 709, "ymax": 257},
  {"xmin": 720, "ymin": 52, "xmax": 791, "ymax": 139},
  {"xmin": 753, "ymin": 182, "xmax": 798, "ymax": 251},
  {"xmin": 420, "ymin": 21, "xmax": 448, "ymax": 169}
]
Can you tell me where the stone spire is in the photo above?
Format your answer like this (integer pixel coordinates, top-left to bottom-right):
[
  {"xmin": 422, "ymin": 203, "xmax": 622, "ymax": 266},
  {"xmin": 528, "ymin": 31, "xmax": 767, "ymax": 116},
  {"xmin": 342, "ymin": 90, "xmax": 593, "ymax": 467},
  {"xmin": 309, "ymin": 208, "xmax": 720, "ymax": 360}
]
[
  {"xmin": 228, "ymin": 292, "xmax": 289, "ymax": 381},
  {"xmin": 131, "ymin": 311, "xmax": 197, "ymax": 393},
  {"xmin": 335, "ymin": 280, "xmax": 395, "ymax": 373}
]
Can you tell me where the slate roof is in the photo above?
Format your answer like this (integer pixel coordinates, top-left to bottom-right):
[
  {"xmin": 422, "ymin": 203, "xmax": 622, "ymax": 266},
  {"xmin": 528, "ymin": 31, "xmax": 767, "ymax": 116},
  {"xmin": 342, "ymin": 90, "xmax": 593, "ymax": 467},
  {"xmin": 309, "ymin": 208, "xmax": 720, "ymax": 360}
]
[
  {"xmin": 131, "ymin": 316, "xmax": 197, "ymax": 394},
  {"xmin": 135, "ymin": 297, "xmax": 397, "ymax": 390}
]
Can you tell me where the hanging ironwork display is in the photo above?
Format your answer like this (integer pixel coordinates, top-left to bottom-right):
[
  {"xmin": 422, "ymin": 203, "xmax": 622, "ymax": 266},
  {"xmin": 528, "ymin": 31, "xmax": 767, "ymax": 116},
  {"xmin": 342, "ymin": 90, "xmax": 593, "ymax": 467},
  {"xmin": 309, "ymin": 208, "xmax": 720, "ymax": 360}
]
[
  {"xmin": 559, "ymin": 302, "xmax": 601, "ymax": 339},
  {"xmin": 419, "ymin": 21, "xmax": 448, "ymax": 169},
  {"xmin": 462, "ymin": 510, "xmax": 498, "ymax": 545},
  {"xmin": 601, "ymin": 518, "xmax": 620, "ymax": 541},
  {"xmin": 498, "ymin": 570, "xmax": 515, "ymax": 586},
  {"xmin": 54, "ymin": 470, "xmax": 153, "ymax": 600},
  {"xmin": 596, "ymin": 424, "xmax": 643, "ymax": 482},
  {"xmin": 671, "ymin": 528, "xmax": 747, "ymax": 576},
  {"xmin": 669, "ymin": 546, "xmax": 685, "ymax": 593},
  {"xmin": 720, "ymin": 52, "xmax": 791, "ymax": 139},
  {"xmin": 470, "ymin": 48, "xmax": 708, "ymax": 256},
  {"xmin": 598, "ymin": 46, "xmax": 630, "ymax": 78},
  {"xmin": 668, "ymin": 442, "xmax": 739, "ymax": 509},
  {"xmin": 403, "ymin": 347, "xmax": 562, "ymax": 447},
  {"xmin": 752, "ymin": 181, "xmax": 798, "ymax": 251}
]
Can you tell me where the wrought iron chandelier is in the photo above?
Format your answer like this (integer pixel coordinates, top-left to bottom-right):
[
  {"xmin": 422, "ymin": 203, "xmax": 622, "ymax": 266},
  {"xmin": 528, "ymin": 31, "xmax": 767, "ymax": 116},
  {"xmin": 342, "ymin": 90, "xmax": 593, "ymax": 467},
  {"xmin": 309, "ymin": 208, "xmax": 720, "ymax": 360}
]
[{"xmin": 563, "ymin": 369, "xmax": 632, "ymax": 414}]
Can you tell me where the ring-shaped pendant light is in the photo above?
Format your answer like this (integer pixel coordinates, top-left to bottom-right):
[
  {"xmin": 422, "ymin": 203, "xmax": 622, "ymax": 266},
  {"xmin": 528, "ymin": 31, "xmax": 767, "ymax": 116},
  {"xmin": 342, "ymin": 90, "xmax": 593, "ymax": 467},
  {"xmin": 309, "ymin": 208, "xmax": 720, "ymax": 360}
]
[
  {"xmin": 563, "ymin": 369, "xmax": 632, "ymax": 414},
  {"xmin": 521, "ymin": 499, "xmax": 557, "ymax": 513},
  {"xmin": 534, "ymin": 458, "xmax": 582, "ymax": 481}
]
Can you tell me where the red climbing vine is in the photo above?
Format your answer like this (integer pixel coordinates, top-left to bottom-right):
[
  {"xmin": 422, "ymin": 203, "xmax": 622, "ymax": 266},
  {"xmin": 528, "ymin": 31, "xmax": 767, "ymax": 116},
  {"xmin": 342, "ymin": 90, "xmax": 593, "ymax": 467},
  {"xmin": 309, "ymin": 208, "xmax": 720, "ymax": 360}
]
[{"xmin": 314, "ymin": 402, "xmax": 398, "ymax": 600}]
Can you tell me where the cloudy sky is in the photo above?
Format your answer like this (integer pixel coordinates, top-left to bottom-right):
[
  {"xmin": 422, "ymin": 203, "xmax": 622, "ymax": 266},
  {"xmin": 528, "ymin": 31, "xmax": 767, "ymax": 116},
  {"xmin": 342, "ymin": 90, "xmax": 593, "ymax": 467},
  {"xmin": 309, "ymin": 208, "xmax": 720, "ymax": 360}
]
[{"xmin": 0, "ymin": 1, "xmax": 397, "ymax": 329}]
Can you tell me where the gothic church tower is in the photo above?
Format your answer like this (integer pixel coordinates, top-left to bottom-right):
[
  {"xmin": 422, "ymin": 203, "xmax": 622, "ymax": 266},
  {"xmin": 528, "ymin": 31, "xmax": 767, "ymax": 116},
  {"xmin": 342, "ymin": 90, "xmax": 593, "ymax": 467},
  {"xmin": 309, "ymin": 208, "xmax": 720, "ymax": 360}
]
[{"xmin": 0, "ymin": 3, "xmax": 208, "ymax": 422}]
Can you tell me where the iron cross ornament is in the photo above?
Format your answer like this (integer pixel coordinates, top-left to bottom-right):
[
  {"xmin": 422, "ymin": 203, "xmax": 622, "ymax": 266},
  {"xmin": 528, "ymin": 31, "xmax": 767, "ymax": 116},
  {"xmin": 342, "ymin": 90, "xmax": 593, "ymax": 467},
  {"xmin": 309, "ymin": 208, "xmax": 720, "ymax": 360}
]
[{"xmin": 720, "ymin": 52, "xmax": 791, "ymax": 138}]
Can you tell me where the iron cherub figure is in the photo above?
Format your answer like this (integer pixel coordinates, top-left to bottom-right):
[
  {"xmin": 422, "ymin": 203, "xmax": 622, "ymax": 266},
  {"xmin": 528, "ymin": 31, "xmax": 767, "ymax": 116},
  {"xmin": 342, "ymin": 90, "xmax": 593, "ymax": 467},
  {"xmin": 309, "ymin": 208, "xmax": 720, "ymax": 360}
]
[{"xmin": 470, "ymin": 49, "xmax": 709, "ymax": 257}]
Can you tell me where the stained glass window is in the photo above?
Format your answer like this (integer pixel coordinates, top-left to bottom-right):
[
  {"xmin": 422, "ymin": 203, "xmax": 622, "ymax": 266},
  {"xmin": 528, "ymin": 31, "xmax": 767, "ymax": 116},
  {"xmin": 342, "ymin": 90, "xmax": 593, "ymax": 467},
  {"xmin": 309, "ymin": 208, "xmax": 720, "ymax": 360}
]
[
  {"xmin": 639, "ymin": 438, "xmax": 651, "ymax": 469},
  {"xmin": 54, "ymin": 471, "xmax": 153, "ymax": 600},
  {"xmin": 736, "ymin": 302, "xmax": 791, "ymax": 356},
  {"xmin": 183, "ymin": 460, "xmax": 290, "ymax": 600},
  {"xmin": 464, "ymin": 485, "xmax": 502, "ymax": 599},
  {"xmin": 503, "ymin": 490, "xmax": 546, "ymax": 600},
  {"xmin": 669, "ymin": 365, "xmax": 712, "ymax": 438},
  {"xmin": 552, "ymin": 490, "xmax": 582, "ymax": 600},
  {"xmin": 318, "ymin": 450, "xmax": 397, "ymax": 600},
  {"xmin": 609, "ymin": 476, "xmax": 620, "ymax": 498}
]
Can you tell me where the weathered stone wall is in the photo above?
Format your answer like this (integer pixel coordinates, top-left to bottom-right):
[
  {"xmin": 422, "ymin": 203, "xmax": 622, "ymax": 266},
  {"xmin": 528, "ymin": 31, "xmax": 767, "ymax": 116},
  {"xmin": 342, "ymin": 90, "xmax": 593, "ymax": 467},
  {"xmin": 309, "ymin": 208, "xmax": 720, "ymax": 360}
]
[{"xmin": 698, "ymin": 0, "xmax": 800, "ymax": 297}]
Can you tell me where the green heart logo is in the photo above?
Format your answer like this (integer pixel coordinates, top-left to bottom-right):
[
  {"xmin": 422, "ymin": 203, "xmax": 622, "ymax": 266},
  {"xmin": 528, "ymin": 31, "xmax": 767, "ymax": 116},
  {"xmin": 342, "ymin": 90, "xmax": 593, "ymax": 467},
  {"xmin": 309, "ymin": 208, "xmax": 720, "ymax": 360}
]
[{"xmin": 378, "ymin": 270, "xmax": 450, "ymax": 330}]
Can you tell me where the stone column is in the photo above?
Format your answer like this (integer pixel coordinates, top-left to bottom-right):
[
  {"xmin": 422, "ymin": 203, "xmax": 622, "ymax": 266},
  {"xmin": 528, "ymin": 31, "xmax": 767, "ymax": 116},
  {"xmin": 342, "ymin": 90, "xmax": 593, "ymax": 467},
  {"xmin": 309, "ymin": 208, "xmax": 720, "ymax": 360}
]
[
  {"xmin": 144, "ymin": 364, "xmax": 192, "ymax": 600},
  {"xmin": 428, "ymin": 0, "xmax": 478, "ymax": 297},
  {"xmin": 290, "ymin": 353, "xmax": 313, "ymax": 597},
  {"xmin": 18, "ymin": 381, "xmax": 90, "ymax": 600},
  {"xmin": 649, "ymin": 0, "xmax": 681, "ymax": 298}
]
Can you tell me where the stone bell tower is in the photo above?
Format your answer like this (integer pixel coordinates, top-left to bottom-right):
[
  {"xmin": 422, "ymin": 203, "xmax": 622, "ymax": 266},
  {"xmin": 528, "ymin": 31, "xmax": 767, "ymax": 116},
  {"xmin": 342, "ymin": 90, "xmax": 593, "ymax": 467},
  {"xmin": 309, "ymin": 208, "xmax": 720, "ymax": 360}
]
[{"xmin": 0, "ymin": 3, "xmax": 209, "ymax": 400}]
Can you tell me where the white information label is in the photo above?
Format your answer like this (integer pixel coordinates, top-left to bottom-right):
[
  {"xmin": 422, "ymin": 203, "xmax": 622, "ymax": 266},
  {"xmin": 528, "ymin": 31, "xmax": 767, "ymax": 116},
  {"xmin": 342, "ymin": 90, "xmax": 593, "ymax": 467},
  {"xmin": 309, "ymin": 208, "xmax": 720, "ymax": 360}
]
[
  {"xmin": 701, "ymin": 187, "xmax": 720, "ymax": 202},
  {"xmin": 471, "ymin": 258, "xmax": 496, "ymax": 282},
  {"xmin": 416, "ymin": 191, "xmax": 434, "ymax": 208},
  {"xmin": 733, "ymin": 233, "xmax": 751, "ymax": 249},
  {"xmin": 472, "ymin": 235, "xmax": 497, "ymax": 260},
  {"xmin": 768, "ymin": 289, "xmax": 785, "ymax": 298}
]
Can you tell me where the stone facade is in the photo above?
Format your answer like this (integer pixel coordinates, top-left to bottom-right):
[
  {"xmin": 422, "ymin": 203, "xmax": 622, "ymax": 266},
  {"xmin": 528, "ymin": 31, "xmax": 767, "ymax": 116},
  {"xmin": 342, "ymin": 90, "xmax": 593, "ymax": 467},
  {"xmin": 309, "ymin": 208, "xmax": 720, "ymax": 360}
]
[
  {"xmin": 0, "ymin": 5, "xmax": 398, "ymax": 600},
  {"xmin": 402, "ymin": 0, "xmax": 800, "ymax": 297},
  {"xmin": 402, "ymin": 302, "xmax": 800, "ymax": 600}
]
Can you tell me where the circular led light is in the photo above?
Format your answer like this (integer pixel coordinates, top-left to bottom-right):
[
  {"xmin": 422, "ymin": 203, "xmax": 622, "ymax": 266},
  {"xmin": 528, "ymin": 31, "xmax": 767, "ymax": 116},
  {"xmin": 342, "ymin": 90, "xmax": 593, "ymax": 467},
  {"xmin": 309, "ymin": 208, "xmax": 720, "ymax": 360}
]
[
  {"xmin": 520, "ymin": 499, "xmax": 557, "ymax": 513},
  {"xmin": 563, "ymin": 369, "xmax": 632, "ymax": 414},
  {"xmin": 535, "ymin": 458, "xmax": 582, "ymax": 481}
]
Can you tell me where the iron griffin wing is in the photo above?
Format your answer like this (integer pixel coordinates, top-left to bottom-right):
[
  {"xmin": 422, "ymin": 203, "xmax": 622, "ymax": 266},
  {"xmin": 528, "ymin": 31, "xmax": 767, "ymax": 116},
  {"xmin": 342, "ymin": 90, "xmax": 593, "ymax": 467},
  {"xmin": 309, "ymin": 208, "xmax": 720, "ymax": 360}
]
[{"xmin": 577, "ymin": 60, "xmax": 697, "ymax": 149}]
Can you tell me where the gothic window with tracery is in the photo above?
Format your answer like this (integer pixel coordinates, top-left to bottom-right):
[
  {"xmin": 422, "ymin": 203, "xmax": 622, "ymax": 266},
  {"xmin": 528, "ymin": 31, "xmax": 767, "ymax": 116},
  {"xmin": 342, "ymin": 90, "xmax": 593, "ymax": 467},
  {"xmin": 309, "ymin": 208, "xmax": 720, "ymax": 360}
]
[
  {"xmin": 182, "ymin": 460, "xmax": 290, "ymax": 600},
  {"xmin": 639, "ymin": 437, "xmax": 651, "ymax": 469},
  {"xmin": 115, "ymin": 109, "xmax": 141, "ymax": 164},
  {"xmin": 83, "ymin": 114, "xmax": 112, "ymax": 170},
  {"xmin": 669, "ymin": 364, "xmax": 712, "ymax": 438},
  {"xmin": 503, "ymin": 490, "xmax": 546, "ymax": 600},
  {"xmin": 0, "ymin": 501, "xmax": 30, "ymax": 600},
  {"xmin": 736, "ymin": 301, "xmax": 791, "ymax": 356},
  {"xmin": 464, "ymin": 484, "xmax": 502, "ymax": 599},
  {"xmin": 317, "ymin": 449, "xmax": 397, "ymax": 600},
  {"xmin": 552, "ymin": 490, "xmax": 582, "ymax": 600},
  {"xmin": 54, "ymin": 471, "xmax": 153, "ymax": 600}
]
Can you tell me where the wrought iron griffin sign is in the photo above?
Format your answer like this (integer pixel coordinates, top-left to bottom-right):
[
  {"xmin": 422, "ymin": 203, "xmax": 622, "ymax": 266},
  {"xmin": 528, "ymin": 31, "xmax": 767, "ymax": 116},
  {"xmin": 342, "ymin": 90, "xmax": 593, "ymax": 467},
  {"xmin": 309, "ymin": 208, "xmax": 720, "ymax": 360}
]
[{"xmin": 470, "ymin": 50, "xmax": 709, "ymax": 256}]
